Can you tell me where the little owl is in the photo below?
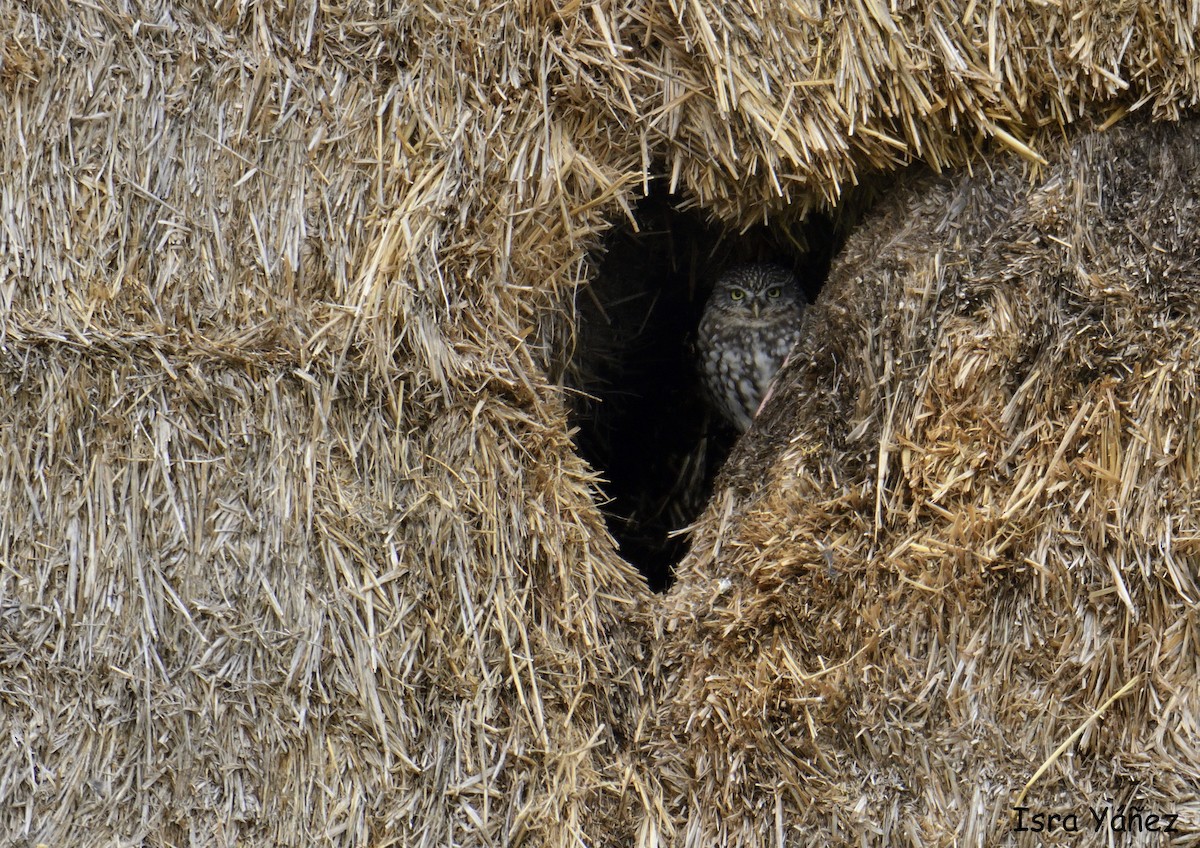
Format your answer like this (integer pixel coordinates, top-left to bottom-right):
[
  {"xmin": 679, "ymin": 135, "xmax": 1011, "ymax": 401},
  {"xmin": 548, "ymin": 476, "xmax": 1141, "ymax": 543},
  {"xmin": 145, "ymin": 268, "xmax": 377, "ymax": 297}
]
[{"xmin": 697, "ymin": 263, "xmax": 806, "ymax": 432}]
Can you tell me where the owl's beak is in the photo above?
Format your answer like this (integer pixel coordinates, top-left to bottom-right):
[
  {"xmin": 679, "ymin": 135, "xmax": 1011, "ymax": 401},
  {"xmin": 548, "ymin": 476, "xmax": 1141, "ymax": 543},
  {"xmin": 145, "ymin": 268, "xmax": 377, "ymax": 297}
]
[{"xmin": 751, "ymin": 302, "xmax": 760, "ymax": 319}]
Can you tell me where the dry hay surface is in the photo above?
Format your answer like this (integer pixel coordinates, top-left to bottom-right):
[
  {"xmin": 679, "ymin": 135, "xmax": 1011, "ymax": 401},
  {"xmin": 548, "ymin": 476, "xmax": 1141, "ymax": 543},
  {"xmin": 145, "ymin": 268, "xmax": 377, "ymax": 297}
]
[
  {"xmin": 2, "ymin": 0, "xmax": 1200, "ymax": 846},
  {"xmin": 0, "ymin": 2, "xmax": 646, "ymax": 846},
  {"xmin": 655, "ymin": 119, "xmax": 1200, "ymax": 846}
]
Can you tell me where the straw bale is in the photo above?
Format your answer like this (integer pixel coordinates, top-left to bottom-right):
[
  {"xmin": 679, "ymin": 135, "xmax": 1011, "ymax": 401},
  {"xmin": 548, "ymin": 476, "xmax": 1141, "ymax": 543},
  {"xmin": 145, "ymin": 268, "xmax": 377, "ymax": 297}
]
[
  {"xmin": 4, "ymin": 0, "xmax": 1200, "ymax": 845},
  {"xmin": 0, "ymin": 2, "xmax": 648, "ymax": 845},
  {"xmin": 651, "ymin": 117, "xmax": 1200, "ymax": 845},
  {"xmin": 553, "ymin": 0, "xmax": 1200, "ymax": 221}
]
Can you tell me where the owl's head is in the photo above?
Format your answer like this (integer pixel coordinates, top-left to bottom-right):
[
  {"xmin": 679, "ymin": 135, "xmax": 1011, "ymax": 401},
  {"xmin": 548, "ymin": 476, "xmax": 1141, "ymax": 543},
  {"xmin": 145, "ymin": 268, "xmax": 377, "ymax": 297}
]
[{"xmin": 709, "ymin": 264, "xmax": 803, "ymax": 320}]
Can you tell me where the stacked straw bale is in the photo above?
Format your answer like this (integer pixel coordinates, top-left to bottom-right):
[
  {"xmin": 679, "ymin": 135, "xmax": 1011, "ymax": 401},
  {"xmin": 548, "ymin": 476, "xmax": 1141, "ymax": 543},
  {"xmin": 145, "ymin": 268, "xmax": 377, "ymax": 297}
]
[
  {"xmin": 653, "ymin": 119, "xmax": 1200, "ymax": 844},
  {"xmin": 1, "ymin": 0, "xmax": 1199, "ymax": 846},
  {"xmin": 1, "ymin": 2, "xmax": 648, "ymax": 845}
]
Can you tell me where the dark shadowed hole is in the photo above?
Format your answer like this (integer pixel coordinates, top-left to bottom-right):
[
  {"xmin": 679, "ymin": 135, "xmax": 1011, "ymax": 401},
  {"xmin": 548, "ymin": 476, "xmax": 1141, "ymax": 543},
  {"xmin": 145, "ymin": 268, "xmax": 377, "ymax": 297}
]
[{"xmin": 567, "ymin": 186, "xmax": 839, "ymax": 591}]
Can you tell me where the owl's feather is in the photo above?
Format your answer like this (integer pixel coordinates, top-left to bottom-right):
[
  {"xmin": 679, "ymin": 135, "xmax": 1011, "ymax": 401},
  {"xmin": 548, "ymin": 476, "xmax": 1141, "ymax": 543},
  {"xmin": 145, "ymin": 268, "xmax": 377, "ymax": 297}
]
[{"xmin": 696, "ymin": 264, "xmax": 806, "ymax": 432}]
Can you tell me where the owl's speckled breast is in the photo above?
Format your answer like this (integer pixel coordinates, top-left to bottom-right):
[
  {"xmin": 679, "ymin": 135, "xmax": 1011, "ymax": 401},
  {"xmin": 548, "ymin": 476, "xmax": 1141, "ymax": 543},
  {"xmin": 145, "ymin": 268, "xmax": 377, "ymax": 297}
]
[{"xmin": 696, "ymin": 263, "xmax": 806, "ymax": 432}]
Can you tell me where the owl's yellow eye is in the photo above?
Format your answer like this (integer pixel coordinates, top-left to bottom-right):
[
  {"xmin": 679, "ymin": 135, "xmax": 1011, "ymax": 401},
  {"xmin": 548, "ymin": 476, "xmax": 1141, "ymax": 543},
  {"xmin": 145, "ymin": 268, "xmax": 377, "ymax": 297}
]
[
  {"xmin": 730, "ymin": 288, "xmax": 746, "ymax": 301},
  {"xmin": 767, "ymin": 287, "xmax": 782, "ymax": 298}
]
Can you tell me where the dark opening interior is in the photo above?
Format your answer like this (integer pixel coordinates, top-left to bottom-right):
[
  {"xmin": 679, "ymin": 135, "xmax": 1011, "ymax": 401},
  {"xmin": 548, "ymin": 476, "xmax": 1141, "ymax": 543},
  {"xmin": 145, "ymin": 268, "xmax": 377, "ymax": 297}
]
[{"xmin": 567, "ymin": 186, "xmax": 840, "ymax": 590}]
